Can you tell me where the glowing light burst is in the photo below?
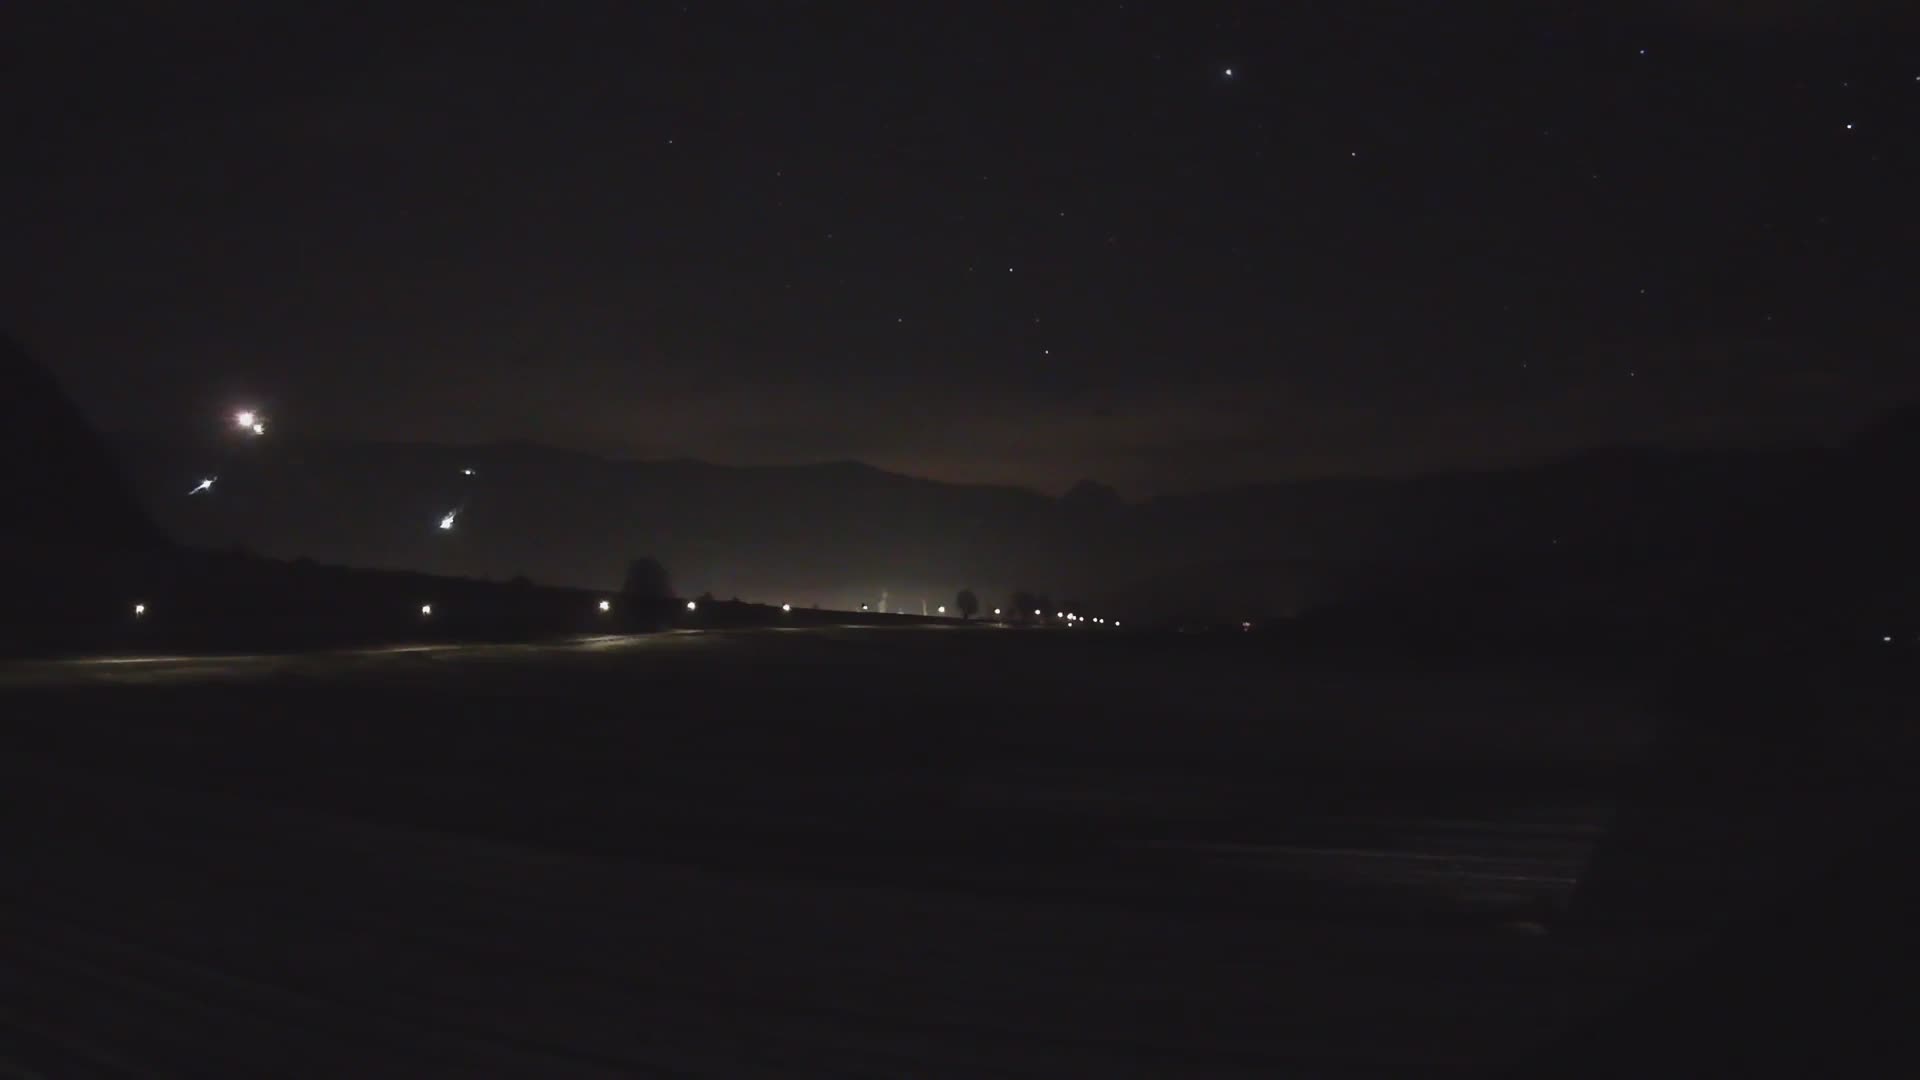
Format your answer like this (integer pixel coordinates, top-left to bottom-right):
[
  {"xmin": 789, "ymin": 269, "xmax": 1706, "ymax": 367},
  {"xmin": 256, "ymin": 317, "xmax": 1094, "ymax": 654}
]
[
  {"xmin": 438, "ymin": 510, "xmax": 458, "ymax": 531},
  {"xmin": 234, "ymin": 410, "xmax": 256, "ymax": 430},
  {"xmin": 188, "ymin": 477, "xmax": 215, "ymax": 495}
]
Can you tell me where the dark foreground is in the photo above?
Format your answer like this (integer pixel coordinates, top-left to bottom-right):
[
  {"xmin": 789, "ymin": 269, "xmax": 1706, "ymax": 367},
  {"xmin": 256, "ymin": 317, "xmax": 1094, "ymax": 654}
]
[{"xmin": 1, "ymin": 628, "xmax": 1709, "ymax": 1074}]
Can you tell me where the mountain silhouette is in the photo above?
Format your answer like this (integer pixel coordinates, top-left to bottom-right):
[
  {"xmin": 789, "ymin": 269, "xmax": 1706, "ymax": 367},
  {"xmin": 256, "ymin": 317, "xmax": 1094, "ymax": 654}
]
[
  {"xmin": 111, "ymin": 430, "xmax": 1831, "ymax": 623},
  {"xmin": 2, "ymin": 332, "xmax": 166, "ymax": 556}
]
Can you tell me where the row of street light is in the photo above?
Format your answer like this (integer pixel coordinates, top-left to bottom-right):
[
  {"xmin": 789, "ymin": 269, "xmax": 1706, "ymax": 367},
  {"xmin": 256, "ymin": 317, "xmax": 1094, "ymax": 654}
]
[{"xmin": 126, "ymin": 596, "xmax": 810, "ymax": 621}]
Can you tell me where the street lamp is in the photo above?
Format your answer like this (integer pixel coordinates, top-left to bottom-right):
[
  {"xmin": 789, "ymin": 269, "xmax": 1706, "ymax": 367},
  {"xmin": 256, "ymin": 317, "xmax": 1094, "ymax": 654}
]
[
  {"xmin": 782, "ymin": 603, "xmax": 792, "ymax": 612},
  {"xmin": 937, "ymin": 605, "xmax": 946, "ymax": 614},
  {"xmin": 686, "ymin": 600, "xmax": 698, "ymax": 611},
  {"xmin": 598, "ymin": 599, "xmax": 611, "ymax": 613}
]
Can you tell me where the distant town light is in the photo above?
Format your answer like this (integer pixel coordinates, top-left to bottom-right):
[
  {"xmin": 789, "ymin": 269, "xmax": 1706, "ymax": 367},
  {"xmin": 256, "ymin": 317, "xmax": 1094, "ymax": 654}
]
[
  {"xmin": 782, "ymin": 603, "xmax": 792, "ymax": 612},
  {"xmin": 598, "ymin": 599, "xmax": 611, "ymax": 613},
  {"xmin": 686, "ymin": 600, "xmax": 698, "ymax": 611},
  {"xmin": 861, "ymin": 603, "xmax": 870, "ymax": 611},
  {"xmin": 1034, "ymin": 609, "xmax": 1042, "ymax": 616},
  {"xmin": 993, "ymin": 608, "xmax": 1001, "ymax": 616},
  {"xmin": 234, "ymin": 410, "xmax": 256, "ymax": 430},
  {"xmin": 251, "ymin": 421, "xmax": 267, "ymax": 436},
  {"xmin": 937, "ymin": 605, "xmax": 946, "ymax": 614},
  {"xmin": 420, "ymin": 603, "xmax": 433, "ymax": 616},
  {"xmin": 461, "ymin": 467, "xmax": 475, "ymax": 476},
  {"xmin": 133, "ymin": 602, "xmax": 146, "ymax": 617}
]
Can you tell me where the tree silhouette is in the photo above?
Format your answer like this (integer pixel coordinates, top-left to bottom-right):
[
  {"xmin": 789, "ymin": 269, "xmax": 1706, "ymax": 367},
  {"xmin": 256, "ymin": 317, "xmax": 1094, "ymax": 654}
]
[
  {"xmin": 621, "ymin": 557, "xmax": 671, "ymax": 599},
  {"xmin": 955, "ymin": 587, "xmax": 979, "ymax": 620},
  {"xmin": 1009, "ymin": 591, "xmax": 1046, "ymax": 623}
]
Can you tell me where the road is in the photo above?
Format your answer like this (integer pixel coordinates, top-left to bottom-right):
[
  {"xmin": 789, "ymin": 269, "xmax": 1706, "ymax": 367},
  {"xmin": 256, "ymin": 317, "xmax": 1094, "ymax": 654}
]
[{"xmin": 1, "ymin": 628, "xmax": 1678, "ymax": 1075}]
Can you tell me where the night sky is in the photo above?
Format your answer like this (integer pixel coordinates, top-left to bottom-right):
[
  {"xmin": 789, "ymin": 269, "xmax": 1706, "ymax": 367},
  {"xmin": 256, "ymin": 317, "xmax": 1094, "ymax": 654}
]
[{"xmin": 6, "ymin": 1, "xmax": 1918, "ymax": 495}]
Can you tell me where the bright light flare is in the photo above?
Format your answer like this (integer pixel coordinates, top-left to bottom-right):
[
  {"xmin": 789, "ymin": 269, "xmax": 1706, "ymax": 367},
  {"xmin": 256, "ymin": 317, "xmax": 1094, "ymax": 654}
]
[
  {"xmin": 937, "ymin": 605, "xmax": 946, "ymax": 614},
  {"xmin": 686, "ymin": 600, "xmax": 698, "ymax": 611},
  {"xmin": 438, "ymin": 511, "xmax": 457, "ymax": 531},
  {"xmin": 188, "ymin": 477, "xmax": 215, "ymax": 495},
  {"xmin": 420, "ymin": 603, "xmax": 433, "ymax": 616},
  {"xmin": 461, "ymin": 468, "xmax": 475, "ymax": 476},
  {"xmin": 993, "ymin": 608, "xmax": 1001, "ymax": 616},
  {"xmin": 598, "ymin": 599, "xmax": 611, "ymax": 612},
  {"xmin": 782, "ymin": 603, "xmax": 792, "ymax": 612},
  {"xmin": 133, "ymin": 602, "xmax": 146, "ymax": 617},
  {"xmin": 234, "ymin": 410, "xmax": 256, "ymax": 429},
  {"xmin": 251, "ymin": 421, "xmax": 266, "ymax": 436}
]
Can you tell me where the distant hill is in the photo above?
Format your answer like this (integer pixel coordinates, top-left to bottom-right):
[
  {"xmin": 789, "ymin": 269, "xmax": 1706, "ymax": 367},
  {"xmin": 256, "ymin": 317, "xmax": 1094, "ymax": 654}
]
[
  {"xmin": 2, "ymin": 333, "xmax": 166, "ymax": 557},
  {"xmin": 110, "ymin": 431, "xmax": 1830, "ymax": 623}
]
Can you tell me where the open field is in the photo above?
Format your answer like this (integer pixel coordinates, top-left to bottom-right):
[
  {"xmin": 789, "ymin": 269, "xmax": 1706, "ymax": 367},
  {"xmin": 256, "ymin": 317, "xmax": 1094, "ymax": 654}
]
[{"xmin": 0, "ymin": 627, "xmax": 1688, "ymax": 1075}]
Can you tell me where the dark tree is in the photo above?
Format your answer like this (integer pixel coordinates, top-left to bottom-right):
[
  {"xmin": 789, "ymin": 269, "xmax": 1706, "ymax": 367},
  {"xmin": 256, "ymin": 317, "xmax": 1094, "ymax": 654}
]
[
  {"xmin": 955, "ymin": 587, "xmax": 979, "ymax": 620},
  {"xmin": 1009, "ymin": 590, "xmax": 1040, "ymax": 622},
  {"xmin": 620, "ymin": 557, "xmax": 671, "ymax": 599}
]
